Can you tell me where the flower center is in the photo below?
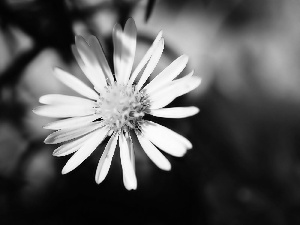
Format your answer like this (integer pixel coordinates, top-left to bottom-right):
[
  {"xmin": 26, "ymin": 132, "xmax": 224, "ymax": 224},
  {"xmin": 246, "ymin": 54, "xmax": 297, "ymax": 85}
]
[{"xmin": 95, "ymin": 83, "xmax": 149, "ymax": 132}]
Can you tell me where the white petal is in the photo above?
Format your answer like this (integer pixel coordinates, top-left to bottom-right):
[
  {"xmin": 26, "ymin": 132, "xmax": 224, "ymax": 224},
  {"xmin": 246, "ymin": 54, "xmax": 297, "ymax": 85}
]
[
  {"xmin": 146, "ymin": 70, "xmax": 194, "ymax": 97},
  {"xmin": 128, "ymin": 31, "xmax": 163, "ymax": 85},
  {"xmin": 136, "ymin": 132, "xmax": 171, "ymax": 171},
  {"xmin": 127, "ymin": 134, "xmax": 135, "ymax": 171},
  {"xmin": 144, "ymin": 55, "xmax": 189, "ymax": 94},
  {"xmin": 53, "ymin": 133, "xmax": 94, "ymax": 157},
  {"xmin": 135, "ymin": 38, "xmax": 164, "ymax": 91},
  {"xmin": 119, "ymin": 18, "xmax": 137, "ymax": 84},
  {"xmin": 39, "ymin": 94, "xmax": 96, "ymax": 106},
  {"xmin": 95, "ymin": 133, "xmax": 118, "ymax": 184},
  {"xmin": 74, "ymin": 36, "xmax": 107, "ymax": 92},
  {"xmin": 43, "ymin": 114, "xmax": 101, "ymax": 130},
  {"xmin": 149, "ymin": 76, "xmax": 201, "ymax": 109},
  {"xmin": 62, "ymin": 127, "xmax": 109, "ymax": 174},
  {"xmin": 53, "ymin": 67, "xmax": 99, "ymax": 100},
  {"xmin": 149, "ymin": 106, "xmax": 199, "ymax": 118},
  {"xmin": 119, "ymin": 132, "xmax": 137, "ymax": 190},
  {"xmin": 71, "ymin": 45, "xmax": 93, "ymax": 82},
  {"xmin": 141, "ymin": 121, "xmax": 192, "ymax": 157},
  {"xmin": 122, "ymin": 134, "xmax": 136, "ymax": 190},
  {"xmin": 112, "ymin": 23, "xmax": 123, "ymax": 82},
  {"xmin": 87, "ymin": 36, "xmax": 114, "ymax": 84},
  {"xmin": 123, "ymin": 175, "xmax": 132, "ymax": 190},
  {"xmin": 33, "ymin": 105, "xmax": 95, "ymax": 118},
  {"xmin": 44, "ymin": 122, "xmax": 104, "ymax": 144}
]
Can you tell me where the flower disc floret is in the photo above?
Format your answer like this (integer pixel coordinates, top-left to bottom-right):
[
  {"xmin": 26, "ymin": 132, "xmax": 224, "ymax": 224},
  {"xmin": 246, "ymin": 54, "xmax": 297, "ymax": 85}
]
[{"xmin": 95, "ymin": 83, "xmax": 149, "ymax": 132}]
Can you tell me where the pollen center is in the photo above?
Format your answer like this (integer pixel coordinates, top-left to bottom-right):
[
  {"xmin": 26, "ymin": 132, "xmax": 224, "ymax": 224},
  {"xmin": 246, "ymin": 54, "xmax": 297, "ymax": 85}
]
[{"xmin": 95, "ymin": 84, "xmax": 149, "ymax": 132}]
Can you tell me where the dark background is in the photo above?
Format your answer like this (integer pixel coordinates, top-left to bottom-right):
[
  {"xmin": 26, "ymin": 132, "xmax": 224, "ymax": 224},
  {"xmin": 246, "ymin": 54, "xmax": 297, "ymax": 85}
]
[{"xmin": 1, "ymin": 0, "xmax": 300, "ymax": 224}]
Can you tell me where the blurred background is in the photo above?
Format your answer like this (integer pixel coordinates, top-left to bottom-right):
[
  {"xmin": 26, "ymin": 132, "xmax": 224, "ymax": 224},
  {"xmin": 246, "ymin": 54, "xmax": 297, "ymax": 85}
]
[{"xmin": 1, "ymin": 0, "xmax": 300, "ymax": 224}]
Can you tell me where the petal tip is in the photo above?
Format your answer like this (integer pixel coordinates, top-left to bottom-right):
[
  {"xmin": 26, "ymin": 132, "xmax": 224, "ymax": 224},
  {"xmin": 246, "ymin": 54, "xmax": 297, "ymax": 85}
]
[
  {"xmin": 61, "ymin": 165, "xmax": 72, "ymax": 175},
  {"xmin": 42, "ymin": 124, "xmax": 50, "ymax": 129},
  {"xmin": 38, "ymin": 96, "xmax": 47, "ymax": 104},
  {"xmin": 113, "ymin": 23, "xmax": 122, "ymax": 31},
  {"xmin": 157, "ymin": 30, "xmax": 163, "ymax": 39},
  {"xmin": 53, "ymin": 66, "xmax": 60, "ymax": 74},
  {"xmin": 95, "ymin": 178, "xmax": 101, "ymax": 184},
  {"xmin": 164, "ymin": 163, "xmax": 172, "ymax": 171},
  {"xmin": 75, "ymin": 35, "xmax": 83, "ymax": 41},
  {"xmin": 95, "ymin": 173, "xmax": 104, "ymax": 184},
  {"xmin": 32, "ymin": 106, "xmax": 42, "ymax": 115},
  {"xmin": 61, "ymin": 168, "xmax": 68, "ymax": 175},
  {"xmin": 44, "ymin": 138, "xmax": 50, "ymax": 144},
  {"xmin": 32, "ymin": 107, "xmax": 37, "ymax": 114},
  {"xmin": 182, "ymin": 54, "xmax": 189, "ymax": 62},
  {"xmin": 126, "ymin": 17, "xmax": 136, "ymax": 26}
]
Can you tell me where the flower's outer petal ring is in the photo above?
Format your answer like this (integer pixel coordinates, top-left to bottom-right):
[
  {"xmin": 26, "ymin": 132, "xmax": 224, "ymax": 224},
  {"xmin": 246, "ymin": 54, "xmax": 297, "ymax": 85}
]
[
  {"xmin": 122, "ymin": 134, "xmax": 135, "ymax": 188},
  {"xmin": 95, "ymin": 133, "xmax": 119, "ymax": 184},
  {"xmin": 119, "ymin": 132, "xmax": 137, "ymax": 190},
  {"xmin": 43, "ymin": 114, "xmax": 101, "ymax": 130},
  {"xmin": 136, "ymin": 132, "xmax": 171, "ymax": 171},
  {"xmin": 135, "ymin": 38, "xmax": 164, "ymax": 92},
  {"xmin": 112, "ymin": 23, "xmax": 123, "ymax": 83},
  {"xmin": 33, "ymin": 105, "xmax": 95, "ymax": 118},
  {"xmin": 149, "ymin": 106, "xmax": 199, "ymax": 119},
  {"xmin": 149, "ymin": 76, "xmax": 201, "ymax": 109},
  {"xmin": 144, "ymin": 55, "xmax": 189, "ymax": 94},
  {"xmin": 128, "ymin": 31, "xmax": 163, "ymax": 85},
  {"xmin": 88, "ymin": 35, "xmax": 115, "ymax": 84},
  {"xmin": 75, "ymin": 36, "xmax": 107, "ymax": 92},
  {"xmin": 120, "ymin": 18, "xmax": 137, "ymax": 85},
  {"xmin": 53, "ymin": 68, "xmax": 99, "ymax": 100},
  {"xmin": 53, "ymin": 133, "xmax": 94, "ymax": 157},
  {"xmin": 39, "ymin": 94, "xmax": 96, "ymax": 106},
  {"xmin": 44, "ymin": 122, "xmax": 104, "ymax": 144},
  {"xmin": 62, "ymin": 126, "xmax": 109, "ymax": 174},
  {"xmin": 141, "ymin": 121, "xmax": 192, "ymax": 157}
]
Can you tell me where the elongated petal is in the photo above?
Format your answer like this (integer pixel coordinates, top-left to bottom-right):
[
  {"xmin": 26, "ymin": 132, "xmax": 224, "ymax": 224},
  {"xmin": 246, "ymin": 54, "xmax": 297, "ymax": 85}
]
[
  {"xmin": 88, "ymin": 36, "xmax": 114, "ymax": 84},
  {"xmin": 43, "ymin": 114, "xmax": 101, "ymax": 130},
  {"xmin": 135, "ymin": 38, "xmax": 164, "ymax": 91},
  {"xmin": 149, "ymin": 76, "xmax": 201, "ymax": 109},
  {"xmin": 71, "ymin": 45, "xmax": 93, "ymax": 82},
  {"xmin": 128, "ymin": 31, "xmax": 163, "ymax": 85},
  {"xmin": 44, "ymin": 122, "xmax": 104, "ymax": 144},
  {"xmin": 149, "ymin": 106, "xmax": 199, "ymax": 118},
  {"xmin": 144, "ymin": 55, "xmax": 189, "ymax": 94},
  {"xmin": 113, "ymin": 23, "xmax": 123, "ymax": 82},
  {"xmin": 53, "ymin": 133, "xmax": 94, "ymax": 157},
  {"xmin": 136, "ymin": 132, "xmax": 171, "ymax": 171},
  {"xmin": 62, "ymin": 127, "xmax": 109, "ymax": 174},
  {"xmin": 119, "ymin": 132, "xmax": 137, "ymax": 190},
  {"xmin": 146, "ymin": 70, "xmax": 194, "ymax": 98},
  {"xmin": 33, "ymin": 105, "xmax": 95, "ymax": 118},
  {"xmin": 127, "ymin": 134, "xmax": 135, "ymax": 171},
  {"xmin": 39, "ymin": 94, "xmax": 96, "ymax": 106},
  {"xmin": 141, "ymin": 121, "xmax": 192, "ymax": 157},
  {"xmin": 54, "ymin": 67, "xmax": 99, "ymax": 100},
  {"xmin": 119, "ymin": 18, "xmax": 137, "ymax": 84},
  {"xmin": 95, "ymin": 133, "xmax": 118, "ymax": 184},
  {"xmin": 123, "ymin": 134, "xmax": 135, "ymax": 189},
  {"xmin": 75, "ymin": 36, "xmax": 107, "ymax": 92}
]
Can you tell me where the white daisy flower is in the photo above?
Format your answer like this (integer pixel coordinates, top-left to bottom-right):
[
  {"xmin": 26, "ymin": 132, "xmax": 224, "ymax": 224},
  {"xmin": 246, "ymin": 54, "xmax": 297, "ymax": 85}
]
[{"xmin": 33, "ymin": 18, "xmax": 201, "ymax": 190}]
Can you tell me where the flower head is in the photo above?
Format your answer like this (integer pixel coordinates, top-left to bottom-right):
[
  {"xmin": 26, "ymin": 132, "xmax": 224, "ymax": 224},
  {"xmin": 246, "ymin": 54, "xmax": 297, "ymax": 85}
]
[{"xmin": 33, "ymin": 18, "xmax": 201, "ymax": 190}]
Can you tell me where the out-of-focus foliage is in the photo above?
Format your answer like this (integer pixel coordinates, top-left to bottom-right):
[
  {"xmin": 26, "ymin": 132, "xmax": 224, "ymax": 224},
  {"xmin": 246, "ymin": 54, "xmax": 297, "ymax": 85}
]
[{"xmin": 1, "ymin": 0, "xmax": 300, "ymax": 224}]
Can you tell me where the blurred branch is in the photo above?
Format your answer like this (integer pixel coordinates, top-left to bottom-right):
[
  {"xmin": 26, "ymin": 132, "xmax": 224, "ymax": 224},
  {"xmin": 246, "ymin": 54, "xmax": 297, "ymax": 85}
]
[
  {"xmin": 145, "ymin": 0, "xmax": 157, "ymax": 22},
  {"xmin": 0, "ymin": 46, "xmax": 42, "ymax": 89}
]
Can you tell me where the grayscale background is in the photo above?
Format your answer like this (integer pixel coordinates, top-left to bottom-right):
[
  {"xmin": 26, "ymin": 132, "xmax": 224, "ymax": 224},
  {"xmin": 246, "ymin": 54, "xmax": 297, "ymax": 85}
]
[{"xmin": 1, "ymin": 0, "xmax": 300, "ymax": 224}]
